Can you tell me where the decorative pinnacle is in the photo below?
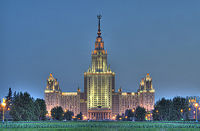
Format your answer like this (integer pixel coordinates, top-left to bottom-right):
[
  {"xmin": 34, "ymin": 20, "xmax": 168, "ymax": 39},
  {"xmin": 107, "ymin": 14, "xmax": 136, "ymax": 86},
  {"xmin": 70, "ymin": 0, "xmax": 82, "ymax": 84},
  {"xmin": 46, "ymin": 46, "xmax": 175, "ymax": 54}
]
[{"xmin": 97, "ymin": 14, "xmax": 102, "ymax": 37}]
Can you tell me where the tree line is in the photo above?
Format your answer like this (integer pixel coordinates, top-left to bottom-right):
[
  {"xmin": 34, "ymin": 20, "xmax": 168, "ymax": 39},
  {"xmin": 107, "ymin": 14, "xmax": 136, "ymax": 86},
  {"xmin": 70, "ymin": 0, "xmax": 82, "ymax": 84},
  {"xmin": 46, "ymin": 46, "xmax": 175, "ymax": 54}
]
[
  {"xmin": 50, "ymin": 106, "xmax": 83, "ymax": 121},
  {"xmin": 1, "ymin": 88, "xmax": 47, "ymax": 121},
  {"xmin": 1, "ymin": 88, "xmax": 190, "ymax": 121},
  {"xmin": 0, "ymin": 88, "xmax": 82, "ymax": 121},
  {"xmin": 116, "ymin": 106, "xmax": 147, "ymax": 121},
  {"xmin": 153, "ymin": 97, "xmax": 189, "ymax": 121},
  {"xmin": 117, "ymin": 96, "xmax": 189, "ymax": 121}
]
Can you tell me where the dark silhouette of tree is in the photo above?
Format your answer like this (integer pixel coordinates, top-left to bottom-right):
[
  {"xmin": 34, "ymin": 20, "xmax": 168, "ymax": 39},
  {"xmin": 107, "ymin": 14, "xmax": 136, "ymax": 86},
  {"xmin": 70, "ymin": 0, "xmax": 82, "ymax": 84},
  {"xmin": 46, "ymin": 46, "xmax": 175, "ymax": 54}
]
[
  {"xmin": 125, "ymin": 109, "xmax": 134, "ymax": 121},
  {"xmin": 64, "ymin": 110, "xmax": 74, "ymax": 120},
  {"xmin": 152, "ymin": 97, "xmax": 189, "ymax": 121},
  {"xmin": 116, "ymin": 114, "xmax": 122, "ymax": 121},
  {"xmin": 6, "ymin": 88, "xmax": 12, "ymax": 110},
  {"xmin": 10, "ymin": 92, "xmax": 40, "ymax": 121},
  {"xmin": 135, "ymin": 106, "xmax": 146, "ymax": 121},
  {"xmin": 76, "ymin": 112, "xmax": 83, "ymax": 120},
  {"xmin": 35, "ymin": 98, "xmax": 47, "ymax": 120},
  {"xmin": 33, "ymin": 101, "xmax": 40, "ymax": 120},
  {"xmin": 152, "ymin": 98, "xmax": 172, "ymax": 121},
  {"xmin": 51, "ymin": 106, "xmax": 64, "ymax": 120},
  {"xmin": 172, "ymin": 97, "xmax": 189, "ymax": 121}
]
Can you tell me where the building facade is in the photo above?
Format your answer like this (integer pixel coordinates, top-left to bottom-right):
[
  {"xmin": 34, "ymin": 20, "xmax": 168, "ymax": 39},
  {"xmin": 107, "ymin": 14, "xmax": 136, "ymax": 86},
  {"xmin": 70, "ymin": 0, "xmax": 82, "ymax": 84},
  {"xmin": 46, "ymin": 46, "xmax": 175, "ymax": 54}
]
[
  {"xmin": 44, "ymin": 15, "xmax": 155, "ymax": 120},
  {"xmin": 44, "ymin": 73, "xmax": 81, "ymax": 116}
]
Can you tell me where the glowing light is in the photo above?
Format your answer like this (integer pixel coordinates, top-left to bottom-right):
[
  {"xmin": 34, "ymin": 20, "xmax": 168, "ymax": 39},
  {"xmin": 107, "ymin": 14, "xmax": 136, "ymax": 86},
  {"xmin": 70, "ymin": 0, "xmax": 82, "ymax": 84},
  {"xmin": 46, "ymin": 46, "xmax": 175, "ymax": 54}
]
[
  {"xmin": 45, "ymin": 90, "xmax": 54, "ymax": 93},
  {"xmin": 122, "ymin": 93, "xmax": 127, "ymax": 95},
  {"xmin": 62, "ymin": 92, "xmax": 77, "ymax": 95},
  {"xmin": 50, "ymin": 73, "xmax": 53, "ymax": 77},
  {"xmin": 2, "ymin": 98, "xmax": 6, "ymax": 107},
  {"xmin": 112, "ymin": 116, "xmax": 115, "ymax": 120},
  {"xmin": 140, "ymin": 79, "xmax": 144, "ymax": 86},
  {"xmin": 195, "ymin": 103, "xmax": 199, "ymax": 108},
  {"xmin": 149, "ymin": 89, "xmax": 155, "ymax": 93},
  {"xmin": 181, "ymin": 109, "xmax": 183, "ymax": 113}
]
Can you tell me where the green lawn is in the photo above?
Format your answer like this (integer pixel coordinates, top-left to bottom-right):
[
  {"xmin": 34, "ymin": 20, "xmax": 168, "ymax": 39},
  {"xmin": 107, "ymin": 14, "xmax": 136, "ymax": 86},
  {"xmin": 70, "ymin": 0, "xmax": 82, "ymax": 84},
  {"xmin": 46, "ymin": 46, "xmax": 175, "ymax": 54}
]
[
  {"xmin": 0, "ymin": 128, "xmax": 200, "ymax": 131},
  {"xmin": 0, "ymin": 121, "xmax": 200, "ymax": 131}
]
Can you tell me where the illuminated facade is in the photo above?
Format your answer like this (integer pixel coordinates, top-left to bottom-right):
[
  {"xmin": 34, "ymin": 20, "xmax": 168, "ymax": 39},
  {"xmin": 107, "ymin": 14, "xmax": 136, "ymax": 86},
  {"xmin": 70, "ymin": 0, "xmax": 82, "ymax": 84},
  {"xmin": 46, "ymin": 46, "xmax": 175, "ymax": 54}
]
[
  {"xmin": 111, "ymin": 73, "xmax": 155, "ymax": 117},
  {"xmin": 84, "ymin": 15, "xmax": 115, "ymax": 120},
  {"xmin": 44, "ymin": 73, "xmax": 80, "ymax": 116},
  {"xmin": 44, "ymin": 15, "xmax": 155, "ymax": 120}
]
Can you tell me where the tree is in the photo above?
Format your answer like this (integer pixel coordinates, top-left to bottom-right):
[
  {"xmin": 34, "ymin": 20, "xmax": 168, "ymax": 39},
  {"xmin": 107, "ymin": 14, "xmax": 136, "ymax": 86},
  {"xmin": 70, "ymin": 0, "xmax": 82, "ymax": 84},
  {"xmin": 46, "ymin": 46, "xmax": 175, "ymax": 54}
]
[
  {"xmin": 6, "ymin": 88, "xmax": 12, "ymax": 110},
  {"xmin": 135, "ymin": 106, "xmax": 146, "ymax": 121},
  {"xmin": 35, "ymin": 98, "xmax": 47, "ymax": 120},
  {"xmin": 64, "ymin": 110, "xmax": 74, "ymax": 120},
  {"xmin": 33, "ymin": 101, "xmax": 40, "ymax": 121},
  {"xmin": 116, "ymin": 114, "xmax": 122, "ymax": 121},
  {"xmin": 125, "ymin": 109, "xmax": 134, "ymax": 121},
  {"xmin": 152, "ymin": 98, "xmax": 173, "ymax": 121},
  {"xmin": 76, "ymin": 112, "xmax": 83, "ymax": 120},
  {"xmin": 10, "ymin": 92, "xmax": 39, "ymax": 121},
  {"xmin": 172, "ymin": 97, "xmax": 189, "ymax": 121},
  {"xmin": 152, "ymin": 106, "xmax": 159, "ymax": 121},
  {"xmin": 51, "ymin": 106, "xmax": 64, "ymax": 120},
  {"xmin": 152, "ymin": 97, "xmax": 189, "ymax": 121}
]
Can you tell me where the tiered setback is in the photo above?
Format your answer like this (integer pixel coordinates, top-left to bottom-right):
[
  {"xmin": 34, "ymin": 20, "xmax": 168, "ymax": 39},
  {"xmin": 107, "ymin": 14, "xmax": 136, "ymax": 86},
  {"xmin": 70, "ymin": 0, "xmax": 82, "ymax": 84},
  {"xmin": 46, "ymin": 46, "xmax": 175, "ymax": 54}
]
[{"xmin": 44, "ymin": 15, "xmax": 155, "ymax": 120}]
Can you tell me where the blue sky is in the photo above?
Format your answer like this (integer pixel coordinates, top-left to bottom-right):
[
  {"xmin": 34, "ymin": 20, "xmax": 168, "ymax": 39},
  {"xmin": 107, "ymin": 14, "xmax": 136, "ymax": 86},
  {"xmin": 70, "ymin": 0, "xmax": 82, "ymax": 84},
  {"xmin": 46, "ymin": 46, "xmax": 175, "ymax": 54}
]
[{"xmin": 1, "ymin": 0, "xmax": 200, "ymax": 101}]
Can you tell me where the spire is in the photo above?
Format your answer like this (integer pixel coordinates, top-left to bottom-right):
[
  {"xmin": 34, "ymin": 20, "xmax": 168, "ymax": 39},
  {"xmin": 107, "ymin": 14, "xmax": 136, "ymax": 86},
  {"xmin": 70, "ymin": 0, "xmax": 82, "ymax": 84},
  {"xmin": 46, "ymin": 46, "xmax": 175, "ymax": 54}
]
[{"xmin": 97, "ymin": 14, "xmax": 102, "ymax": 37}]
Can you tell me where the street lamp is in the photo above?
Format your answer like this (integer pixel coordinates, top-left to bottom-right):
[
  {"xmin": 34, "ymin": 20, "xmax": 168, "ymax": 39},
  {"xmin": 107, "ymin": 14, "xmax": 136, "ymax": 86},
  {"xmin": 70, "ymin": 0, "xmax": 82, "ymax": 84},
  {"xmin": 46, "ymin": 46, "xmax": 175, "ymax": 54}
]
[
  {"xmin": 1, "ymin": 98, "xmax": 6, "ymax": 124},
  {"xmin": 194, "ymin": 103, "xmax": 199, "ymax": 122},
  {"xmin": 180, "ymin": 109, "xmax": 184, "ymax": 120}
]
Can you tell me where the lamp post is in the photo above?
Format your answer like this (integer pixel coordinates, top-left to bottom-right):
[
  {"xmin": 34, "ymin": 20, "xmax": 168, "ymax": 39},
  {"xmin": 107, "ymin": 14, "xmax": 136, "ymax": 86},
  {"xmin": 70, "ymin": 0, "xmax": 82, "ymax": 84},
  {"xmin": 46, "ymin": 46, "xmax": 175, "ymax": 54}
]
[
  {"xmin": 1, "ymin": 98, "xmax": 6, "ymax": 124},
  {"xmin": 194, "ymin": 103, "xmax": 199, "ymax": 122},
  {"xmin": 180, "ymin": 109, "xmax": 183, "ymax": 120}
]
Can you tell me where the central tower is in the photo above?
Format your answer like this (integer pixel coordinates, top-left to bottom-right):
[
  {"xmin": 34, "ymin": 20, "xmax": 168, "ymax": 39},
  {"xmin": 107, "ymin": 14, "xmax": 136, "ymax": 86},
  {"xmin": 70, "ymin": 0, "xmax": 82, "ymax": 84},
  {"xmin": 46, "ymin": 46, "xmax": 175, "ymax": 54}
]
[{"xmin": 84, "ymin": 15, "xmax": 115, "ymax": 120}]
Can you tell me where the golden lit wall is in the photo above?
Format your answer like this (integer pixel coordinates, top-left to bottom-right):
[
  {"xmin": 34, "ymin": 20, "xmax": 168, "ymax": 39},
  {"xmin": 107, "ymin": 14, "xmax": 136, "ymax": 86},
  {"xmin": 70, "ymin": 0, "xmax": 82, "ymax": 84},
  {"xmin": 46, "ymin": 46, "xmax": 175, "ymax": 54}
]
[
  {"xmin": 85, "ymin": 72, "xmax": 115, "ymax": 110},
  {"xmin": 61, "ymin": 92, "xmax": 80, "ymax": 116},
  {"xmin": 119, "ymin": 93, "xmax": 138, "ymax": 115},
  {"xmin": 45, "ymin": 91, "xmax": 62, "ymax": 113}
]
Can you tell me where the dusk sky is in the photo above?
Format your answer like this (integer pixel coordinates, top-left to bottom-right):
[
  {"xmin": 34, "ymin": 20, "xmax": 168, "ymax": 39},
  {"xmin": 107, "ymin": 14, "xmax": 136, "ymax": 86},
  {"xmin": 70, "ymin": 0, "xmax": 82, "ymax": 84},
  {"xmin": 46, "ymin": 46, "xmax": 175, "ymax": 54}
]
[{"xmin": 1, "ymin": 0, "xmax": 200, "ymax": 101}]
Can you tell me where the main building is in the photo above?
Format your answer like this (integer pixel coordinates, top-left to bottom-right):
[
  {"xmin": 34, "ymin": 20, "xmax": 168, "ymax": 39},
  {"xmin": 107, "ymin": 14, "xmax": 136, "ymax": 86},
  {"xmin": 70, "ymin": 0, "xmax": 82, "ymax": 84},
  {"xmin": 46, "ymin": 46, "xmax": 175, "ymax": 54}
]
[{"xmin": 45, "ymin": 15, "xmax": 155, "ymax": 120}]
